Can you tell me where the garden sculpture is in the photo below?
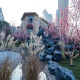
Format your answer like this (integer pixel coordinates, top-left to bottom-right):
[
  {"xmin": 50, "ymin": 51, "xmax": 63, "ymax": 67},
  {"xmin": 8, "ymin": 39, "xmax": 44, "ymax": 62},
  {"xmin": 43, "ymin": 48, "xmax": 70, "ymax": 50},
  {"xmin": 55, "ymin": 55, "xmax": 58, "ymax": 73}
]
[{"xmin": 65, "ymin": 49, "xmax": 80, "ymax": 66}]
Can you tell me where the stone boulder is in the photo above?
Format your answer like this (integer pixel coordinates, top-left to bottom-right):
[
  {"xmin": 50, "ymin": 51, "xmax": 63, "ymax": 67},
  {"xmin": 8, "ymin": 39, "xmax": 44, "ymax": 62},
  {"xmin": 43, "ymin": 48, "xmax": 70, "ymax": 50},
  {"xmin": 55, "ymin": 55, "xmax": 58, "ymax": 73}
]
[
  {"xmin": 48, "ymin": 60, "xmax": 59, "ymax": 75},
  {"xmin": 47, "ymin": 41, "xmax": 54, "ymax": 48},
  {"xmin": 45, "ymin": 55, "xmax": 53, "ymax": 61},
  {"xmin": 44, "ymin": 39, "xmax": 54, "ymax": 48},
  {"xmin": 46, "ymin": 47, "xmax": 54, "ymax": 55},
  {"xmin": 65, "ymin": 45, "xmax": 75, "ymax": 51},
  {"xmin": 48, "ymin": 60, "xmax": 76, "ymax": 80},
  {"xmin": 43, "ymin": 65, "xmax": 56, "ymax": 80},
  {"xmin": 39, "ymin": 52, "xmax": 46, "ymax": 61},
  {"xmin": 54, "ymin": 37, "xmax": 60, "ymax": 45},
  {"xmin": 55, "ymin": 66, "xmax": 76, "ymax": 80},
  {"xmin": 54, "ymin": 44, "xmax": 61, "ymax": 51},
  {"xmin": 53, "ymin": 50, "xmax": 62, "ymax": 61},
  {"xmin": 0, "ymin": 51, "xmax": 22, "ymax": 71},
  {"xmin": 42, "ymin": 38, "xmax": 47, "ymax": 45}
]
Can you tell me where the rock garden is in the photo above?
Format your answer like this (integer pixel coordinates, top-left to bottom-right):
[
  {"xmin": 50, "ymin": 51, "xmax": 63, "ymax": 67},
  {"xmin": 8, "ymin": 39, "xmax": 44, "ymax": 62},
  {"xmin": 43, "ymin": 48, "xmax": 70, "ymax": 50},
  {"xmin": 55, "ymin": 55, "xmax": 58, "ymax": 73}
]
[
  {"xmin": 0, "ymin": 0, "xmax": 80, "ymax": 79},
  {"xmin": 0, "ymin": 22, "xmax": 80, "ymax": 80}
]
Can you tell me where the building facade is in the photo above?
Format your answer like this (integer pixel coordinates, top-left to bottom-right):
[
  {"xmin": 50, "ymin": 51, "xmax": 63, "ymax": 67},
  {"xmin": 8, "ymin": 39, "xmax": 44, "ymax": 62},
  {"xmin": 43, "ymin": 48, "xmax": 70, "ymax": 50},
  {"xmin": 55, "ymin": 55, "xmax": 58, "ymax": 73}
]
[
  {"xmin": 56, "ymin": 0, "xmax": 69, "ymax": 26},
  {"xmin": 0, "ymin": 8, "xmax": 4, "ymax": 21},
  {"xmin": 21, "ymin": 12, "xmax": 49, "ymax": 35},
  {"xmin": 42, "ymin": 9, "xmax": 52, "ymax": 23}
]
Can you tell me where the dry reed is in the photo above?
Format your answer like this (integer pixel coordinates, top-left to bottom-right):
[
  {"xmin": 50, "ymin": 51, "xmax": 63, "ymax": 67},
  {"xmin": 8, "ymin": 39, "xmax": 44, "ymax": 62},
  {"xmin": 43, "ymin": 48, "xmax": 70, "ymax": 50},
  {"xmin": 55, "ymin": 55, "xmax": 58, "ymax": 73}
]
[{"xmin": 0, "ymin": 58, "xmax": 11, "ymax": 80}]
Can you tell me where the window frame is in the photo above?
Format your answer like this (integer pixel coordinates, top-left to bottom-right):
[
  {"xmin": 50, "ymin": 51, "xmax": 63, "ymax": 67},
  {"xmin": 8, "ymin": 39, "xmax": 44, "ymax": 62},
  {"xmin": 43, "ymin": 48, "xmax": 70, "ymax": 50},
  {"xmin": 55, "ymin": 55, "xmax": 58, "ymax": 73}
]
[{"xmin": 28, "ymin": 16, "xmax": 34, "ymax": 23}]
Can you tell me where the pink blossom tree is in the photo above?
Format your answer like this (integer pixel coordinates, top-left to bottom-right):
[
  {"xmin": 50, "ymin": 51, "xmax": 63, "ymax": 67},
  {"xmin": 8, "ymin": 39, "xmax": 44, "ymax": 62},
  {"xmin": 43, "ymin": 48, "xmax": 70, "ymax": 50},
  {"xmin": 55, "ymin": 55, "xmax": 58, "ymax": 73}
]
[
  {"xmin": 12, "ymin": 27, "xmax": 29, "ymax": 42},
  {"xmin": 54, "ymin": 0, "xmax": 80, "ymax": 46},
  {"xmin": 44, "ymin": 22, "xmax": 60, "ymax": 39},
  {"xmin": 58, "ymin": 7, "xmax": 70, "ymax": 44},
  {"xmin": 46, "ymin": 0, "xmax": 80, "ymax": 47},
  {"xmin": 68, "ymin": 0, "xmax": 80, "ymax": 46}
]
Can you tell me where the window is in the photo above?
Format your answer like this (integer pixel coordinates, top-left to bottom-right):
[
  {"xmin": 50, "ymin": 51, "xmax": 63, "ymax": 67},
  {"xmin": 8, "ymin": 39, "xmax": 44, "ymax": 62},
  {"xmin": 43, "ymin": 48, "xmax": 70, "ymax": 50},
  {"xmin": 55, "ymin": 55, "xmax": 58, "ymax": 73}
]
[
  {"xmin": 27, "ymin": 29, "xmax": 33, "ymax": 35},
  {"xmin": 28, "ymin": 17, "xmax": 33, "ymax": 23}
]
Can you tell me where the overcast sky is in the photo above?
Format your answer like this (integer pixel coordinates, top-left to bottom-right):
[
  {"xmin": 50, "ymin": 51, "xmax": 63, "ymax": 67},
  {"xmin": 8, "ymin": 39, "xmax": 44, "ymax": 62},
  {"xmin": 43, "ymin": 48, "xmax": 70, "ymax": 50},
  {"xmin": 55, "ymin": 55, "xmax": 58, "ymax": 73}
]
[
  {"xmin": 0, "ymin": 0, "xmax": 58, "ymax": 26},
  {"xmin": 0, "ymin": 0, "xmax": 71, "ymax": 27}
]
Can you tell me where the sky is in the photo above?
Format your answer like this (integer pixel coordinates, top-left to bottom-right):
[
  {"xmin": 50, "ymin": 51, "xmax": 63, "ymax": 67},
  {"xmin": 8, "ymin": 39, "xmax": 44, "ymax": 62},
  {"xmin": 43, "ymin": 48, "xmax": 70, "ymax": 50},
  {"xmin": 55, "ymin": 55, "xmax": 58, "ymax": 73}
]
[{"xmin": 0, "ymin": 0, "xmax": 58, "ymax": 27}]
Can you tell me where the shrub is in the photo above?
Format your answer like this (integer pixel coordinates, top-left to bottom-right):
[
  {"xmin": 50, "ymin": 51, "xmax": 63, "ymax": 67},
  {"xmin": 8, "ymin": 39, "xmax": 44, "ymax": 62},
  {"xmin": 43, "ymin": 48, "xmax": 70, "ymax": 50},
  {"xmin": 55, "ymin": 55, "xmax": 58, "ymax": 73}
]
[
  {"xmin": 12, "ymin": 27, "xmax": 28, "ymax": 42},
  {"xmin": 2, "ymin": 26, "xmax": 11, "ymax": 37},
  {"xmin": 0, "ymin": 20, "xmax": 10, "ymax": 30},
  {"xmin": 0, "ymin": 32, "xmax": 18, "ymax": 51}
]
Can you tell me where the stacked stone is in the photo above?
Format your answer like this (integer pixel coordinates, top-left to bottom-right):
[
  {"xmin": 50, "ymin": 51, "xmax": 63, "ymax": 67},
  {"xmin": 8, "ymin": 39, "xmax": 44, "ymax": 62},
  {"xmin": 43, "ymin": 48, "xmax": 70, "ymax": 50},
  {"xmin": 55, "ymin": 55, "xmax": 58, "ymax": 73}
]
[{"xmin": 37, "ymin": 27, "xmax": 76, "ymax": 80}]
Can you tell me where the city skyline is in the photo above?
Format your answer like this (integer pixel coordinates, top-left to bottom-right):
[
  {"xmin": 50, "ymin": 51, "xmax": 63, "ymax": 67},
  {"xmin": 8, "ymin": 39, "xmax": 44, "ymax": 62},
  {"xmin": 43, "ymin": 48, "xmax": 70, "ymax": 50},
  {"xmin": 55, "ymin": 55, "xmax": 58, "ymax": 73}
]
[{"xmin": 42, "ymin": 9, "xmax": 53, "ymax": 23}]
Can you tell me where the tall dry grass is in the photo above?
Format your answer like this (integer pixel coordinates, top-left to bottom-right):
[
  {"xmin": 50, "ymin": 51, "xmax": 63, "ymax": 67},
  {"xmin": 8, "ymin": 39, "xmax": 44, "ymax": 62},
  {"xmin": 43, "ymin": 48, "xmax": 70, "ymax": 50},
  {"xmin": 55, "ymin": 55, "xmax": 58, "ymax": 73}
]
[
  {"xmin": 26, "ymin": 55, "xmax": 39, "ymax": 80},
  {"xmin": 0, "ymin": 58, "xmax": 11, "ymax": 80},
  {"xmin": 58, "ymin": 41, "xmax": 66, "ymax": 60}
]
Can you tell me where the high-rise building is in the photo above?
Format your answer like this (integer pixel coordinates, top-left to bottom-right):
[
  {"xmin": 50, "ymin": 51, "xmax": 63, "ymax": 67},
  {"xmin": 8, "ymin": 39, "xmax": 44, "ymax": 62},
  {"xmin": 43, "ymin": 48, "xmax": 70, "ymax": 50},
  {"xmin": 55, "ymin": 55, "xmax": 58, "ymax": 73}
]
[
  {"xmin": 42, "ymin": 9, "xmax": 52, "ymax": 23},
  {"xmin": 0, "ymin": 8, "xmax": 4, "ymax": 21},
  {"xmin": 56, "ymin": 9, "xmax": 59, "ymax": 26},
  {"xmin": 56, "ymin": 0, "xmax": 69, "ymax": 26},
  {"xmin": 58, "ymin": 0, "xmax": 69, "ymax": 19}
]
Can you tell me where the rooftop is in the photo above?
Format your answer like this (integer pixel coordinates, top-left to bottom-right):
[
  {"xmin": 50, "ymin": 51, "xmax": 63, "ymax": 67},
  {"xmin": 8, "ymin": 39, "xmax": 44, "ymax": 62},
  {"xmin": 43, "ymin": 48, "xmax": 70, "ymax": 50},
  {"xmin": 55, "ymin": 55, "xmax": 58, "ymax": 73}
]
[{"xmin": 21, "ymin": 12, "xmax": 49, "ymax": 24}]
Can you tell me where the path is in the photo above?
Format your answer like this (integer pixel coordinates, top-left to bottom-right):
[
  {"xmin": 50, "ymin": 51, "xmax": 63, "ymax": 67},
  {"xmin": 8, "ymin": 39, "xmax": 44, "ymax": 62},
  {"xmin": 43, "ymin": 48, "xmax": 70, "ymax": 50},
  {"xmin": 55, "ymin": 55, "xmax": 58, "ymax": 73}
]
[{"xmin": 10, "ymin": 63, "xmax": 22, "ymax": 80}]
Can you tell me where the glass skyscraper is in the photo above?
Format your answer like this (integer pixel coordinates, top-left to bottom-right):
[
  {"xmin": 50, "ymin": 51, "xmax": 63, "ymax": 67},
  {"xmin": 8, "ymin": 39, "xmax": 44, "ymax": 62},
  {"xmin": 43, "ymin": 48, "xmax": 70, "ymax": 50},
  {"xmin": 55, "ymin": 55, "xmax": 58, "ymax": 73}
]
[
  {"xmin": 42, "ymin": 9, "xmax": 52, "ymax": 23},
  {"xmin": 56, "ymin": 0, "xmax": 69, "ymax": 26}
]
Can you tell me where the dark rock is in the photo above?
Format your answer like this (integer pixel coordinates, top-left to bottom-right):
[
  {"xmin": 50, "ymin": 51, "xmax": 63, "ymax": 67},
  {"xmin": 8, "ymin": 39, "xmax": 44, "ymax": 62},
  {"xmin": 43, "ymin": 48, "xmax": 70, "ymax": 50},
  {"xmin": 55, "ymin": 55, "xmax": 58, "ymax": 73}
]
[
  {"xmin": 45, "ymin": 44, "xmax": 51, "ymax": 49},
  {"xmin": 48, "ymin": 60, "xmax": 59, "ymax": 75},
  {"xmin": 55, "ymin": 37, "xmax": 60, "ymax": 40},
  {"xmin": 54, "ymin": 40, "xmax": 60, "ymax": 44},
  {"xmin": 45, "ymin": 55, "xmax": 53, "ymax": 61},
  {"xmin": 55, "ymin": 66, "xmax": 76, "ymax": 80},
  {"xmin": 37, "ymin": 28, "xmax": 44, "ymax": 37},
  {"xmin": 48, "ymin": 60, "xmax": 76, "ymax": 80},
  {"xmin": 42, "ymin": 38, "xmax": 47, "ymax": 44},
  {"xmin": 43, "ymin": 65, "xmax": 56, "ymax": 80},
  {"xmin": 48, "ymin": 60, "xmax": 59, "ymax": 65},
  {"xmin": 65, "ymin": 46, "xmax": 69, "ymax": 52},
  {"xmin": 53, "ymin": 38, "xmax": 60, "ymax": 44},
  {"xmin": 46, "ymin": 47, "xmax": 54, "ymax": 55},
  {"xmin": 46, "ymin": 35, "xmax": 51, "ymax": 39},
  {"xmin": 53, "ymin": 50, "xmax": 62, "ymax": 61},
  {"xmin": 65, "ymin": 45, "xmax": 75, "ymax": 51},
  {"xmin": 44, "ymin": 40, "xmax": 54, "ymax": 49},
  {"xmin": 39, "ymin": 52, "xmax": 46, "ymax": 61},
  {"xmin": 47, "ymin": 41, "xmax": 54, "ymax": 47},
  {"xmin": 54, "ymin": 44, "xmax": 61, "ymax": 51}
]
